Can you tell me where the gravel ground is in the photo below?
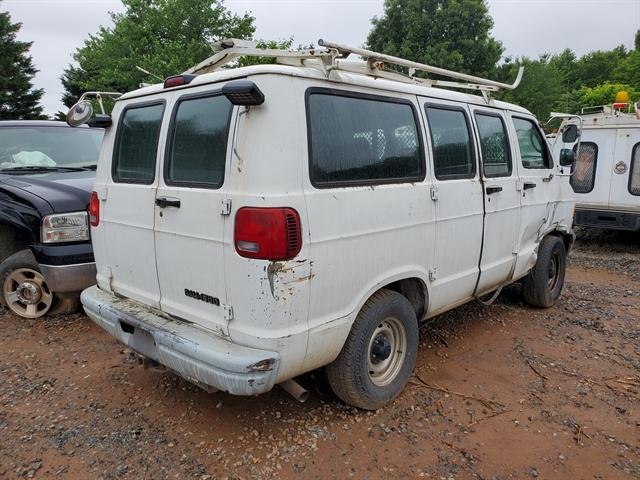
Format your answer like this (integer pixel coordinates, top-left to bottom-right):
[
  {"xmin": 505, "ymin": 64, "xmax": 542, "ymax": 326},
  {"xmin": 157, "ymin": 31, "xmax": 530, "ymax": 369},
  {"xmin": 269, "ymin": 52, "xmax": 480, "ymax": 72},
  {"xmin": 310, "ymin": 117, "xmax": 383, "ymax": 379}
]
[{"xmin": 1, "ymin": 227, "xmax": 639, "ymax": 479}]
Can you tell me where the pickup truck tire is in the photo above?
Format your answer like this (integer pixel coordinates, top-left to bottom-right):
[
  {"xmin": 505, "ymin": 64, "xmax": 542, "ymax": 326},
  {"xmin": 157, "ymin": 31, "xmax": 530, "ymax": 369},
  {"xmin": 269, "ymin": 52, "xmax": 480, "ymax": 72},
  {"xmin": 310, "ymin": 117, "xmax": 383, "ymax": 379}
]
[
  {"xmin": 0, "ymin": 249, "xmax": 74, "ymax": 318},
  {"xmin": 326, "ymin": 289, "xmax": 418, "ymax": 410},
  {"xmin": 522, "ymin": 236, "xmax": 566, "ymax": 308}
]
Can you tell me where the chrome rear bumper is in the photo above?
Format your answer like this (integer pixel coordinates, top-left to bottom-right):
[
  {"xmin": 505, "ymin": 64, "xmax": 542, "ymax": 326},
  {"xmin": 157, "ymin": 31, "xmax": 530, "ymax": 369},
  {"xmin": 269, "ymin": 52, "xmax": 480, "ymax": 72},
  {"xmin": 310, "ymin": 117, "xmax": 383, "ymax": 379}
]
[{"xmin": 81, "ymin": 286, "xmax": 280, "ymax": 395}]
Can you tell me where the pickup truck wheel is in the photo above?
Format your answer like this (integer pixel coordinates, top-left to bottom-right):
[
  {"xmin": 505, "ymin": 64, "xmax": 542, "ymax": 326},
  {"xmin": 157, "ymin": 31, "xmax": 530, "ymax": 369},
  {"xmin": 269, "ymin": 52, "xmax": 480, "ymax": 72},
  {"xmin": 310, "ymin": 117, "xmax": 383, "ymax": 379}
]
[
  {"xmin": 522, "ymin": 236, "xmax": 566, "ymax": 308},
  {"xmin": 326, "ymin": 289, "xmax": 418, "ymax": 410},
  {"xmin": 1, "ymin": 250, "xmax": 55, "ymax": 318}
]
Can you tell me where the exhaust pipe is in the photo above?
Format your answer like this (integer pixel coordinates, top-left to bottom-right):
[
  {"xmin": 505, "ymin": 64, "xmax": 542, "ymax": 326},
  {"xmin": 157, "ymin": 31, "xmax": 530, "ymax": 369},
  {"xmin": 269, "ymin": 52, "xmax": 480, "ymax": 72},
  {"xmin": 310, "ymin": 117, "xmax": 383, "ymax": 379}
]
[{"xmin": 279, "ymin": 379, "xmax": 309, "ymax": 403}]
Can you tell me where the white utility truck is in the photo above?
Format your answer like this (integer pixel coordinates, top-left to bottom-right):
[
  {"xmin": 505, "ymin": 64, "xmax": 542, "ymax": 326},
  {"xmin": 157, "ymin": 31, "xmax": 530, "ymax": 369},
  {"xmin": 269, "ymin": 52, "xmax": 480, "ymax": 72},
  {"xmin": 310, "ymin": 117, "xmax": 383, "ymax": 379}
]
[
  {"xmin": 68, "ymin": 40, "xmax": 575, "ymax": 409},
  {"xmin": 553, "ymin": 98, "xmax": 640, "ymax": 231}
]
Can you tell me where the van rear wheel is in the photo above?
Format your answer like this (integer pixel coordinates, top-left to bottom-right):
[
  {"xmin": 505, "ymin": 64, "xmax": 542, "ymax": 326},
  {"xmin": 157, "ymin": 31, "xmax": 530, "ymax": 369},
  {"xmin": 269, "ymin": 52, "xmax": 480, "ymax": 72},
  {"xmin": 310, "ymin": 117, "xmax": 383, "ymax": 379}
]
[
  {"xmin": 326, "ymin": 289, "xmax": 418, "ymax": 410},
  {"xmin": 522, "ymin": 236, "xmax": 566, "ymax": 308}
]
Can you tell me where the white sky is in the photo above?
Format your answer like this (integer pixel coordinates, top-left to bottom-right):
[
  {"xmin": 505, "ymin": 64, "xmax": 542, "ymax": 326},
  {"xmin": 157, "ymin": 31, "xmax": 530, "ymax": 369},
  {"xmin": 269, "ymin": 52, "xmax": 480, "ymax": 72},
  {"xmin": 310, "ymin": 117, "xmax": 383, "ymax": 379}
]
[{"xmin": 3, "ymin": 0, "xmax": 639, "ymax": 116}]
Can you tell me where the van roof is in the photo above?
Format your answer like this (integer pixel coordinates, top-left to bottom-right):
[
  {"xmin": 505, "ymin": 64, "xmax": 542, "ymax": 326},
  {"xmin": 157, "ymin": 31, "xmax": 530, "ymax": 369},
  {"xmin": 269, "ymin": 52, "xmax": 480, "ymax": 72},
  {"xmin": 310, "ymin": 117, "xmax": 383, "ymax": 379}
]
[{"xmin": 119, "ymin": 63, "xmax": 533, "ymax": 116}]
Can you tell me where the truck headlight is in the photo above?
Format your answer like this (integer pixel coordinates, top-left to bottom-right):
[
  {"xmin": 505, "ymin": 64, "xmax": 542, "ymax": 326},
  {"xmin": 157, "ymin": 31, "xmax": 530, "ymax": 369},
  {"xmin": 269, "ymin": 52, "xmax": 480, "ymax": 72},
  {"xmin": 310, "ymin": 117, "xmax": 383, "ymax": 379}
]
[{"xmin": 42, "ymin": 212, "xmax": 90, "ymax": 243}]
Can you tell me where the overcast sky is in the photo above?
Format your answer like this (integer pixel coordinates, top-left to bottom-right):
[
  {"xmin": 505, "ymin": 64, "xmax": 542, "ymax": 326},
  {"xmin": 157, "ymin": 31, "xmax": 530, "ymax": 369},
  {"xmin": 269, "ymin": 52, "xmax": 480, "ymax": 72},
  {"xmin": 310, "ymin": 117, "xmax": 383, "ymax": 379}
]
[{"xmin": 3, "ymin": 0, "xmax": 639, "ymax": 116}]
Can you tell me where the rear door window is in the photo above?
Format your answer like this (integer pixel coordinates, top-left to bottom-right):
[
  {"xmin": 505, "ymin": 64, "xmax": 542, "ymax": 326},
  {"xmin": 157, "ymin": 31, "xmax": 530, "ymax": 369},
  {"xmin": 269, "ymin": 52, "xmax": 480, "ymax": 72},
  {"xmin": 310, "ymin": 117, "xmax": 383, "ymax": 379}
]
[
  {"xmin": 165, "ymin": 94, "xmax": 233, "ymax": 188},
  {"xmin": 474, "ymin": 112, "xmax": 512, "ymax": 177},
  {"xmin": 630, "ymin": 143, "xmax": 640, "ymax": 196},
  {"xmin": 113, "ymin": 102, "xmax": 164, "ymax": 184},
  {"xmin": 512, "ymin": 117, "xmax": 552, "ymax": 169},
  {"xmin": 425, "ymin": 106, "xmax": 475, "ymax": 179},
  {"xmin": 306, "ymin": 91, "xmax": 424, "ymax": 187},
  {"xmin": 571, "ymin": 142, "xmax": 598, "ymax": 194}
]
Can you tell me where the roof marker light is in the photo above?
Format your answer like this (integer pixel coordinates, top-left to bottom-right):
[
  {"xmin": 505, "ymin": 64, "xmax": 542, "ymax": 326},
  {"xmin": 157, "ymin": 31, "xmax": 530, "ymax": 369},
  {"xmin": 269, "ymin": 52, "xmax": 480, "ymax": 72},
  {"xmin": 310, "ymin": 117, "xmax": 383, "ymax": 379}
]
[{"xmin": 222, "ymin": 80, "xmax": 265, "ymax": 106}]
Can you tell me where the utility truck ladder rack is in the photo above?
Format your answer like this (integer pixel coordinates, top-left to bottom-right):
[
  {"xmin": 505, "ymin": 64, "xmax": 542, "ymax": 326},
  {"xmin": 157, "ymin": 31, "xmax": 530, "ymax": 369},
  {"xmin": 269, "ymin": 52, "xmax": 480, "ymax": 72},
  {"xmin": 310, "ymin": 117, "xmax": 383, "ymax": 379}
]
[{"xmin": 186, "ymin": 38, "xmax": 523, "ymax": 100}]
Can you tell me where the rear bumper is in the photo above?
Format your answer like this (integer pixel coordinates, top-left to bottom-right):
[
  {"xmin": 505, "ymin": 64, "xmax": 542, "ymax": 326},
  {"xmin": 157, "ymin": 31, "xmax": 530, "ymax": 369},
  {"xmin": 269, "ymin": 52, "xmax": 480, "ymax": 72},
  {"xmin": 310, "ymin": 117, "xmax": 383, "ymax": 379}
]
[
  {"xmin": 575, "ymin": 208, "xmax": 640, "ymax": 231},
  {"xmin": 39, "ymin": 262, "xmax": 96, "ymax": 293},
  {"xmin": 81, "ymin": 286, "xmax": 280, "ymax": 395}
]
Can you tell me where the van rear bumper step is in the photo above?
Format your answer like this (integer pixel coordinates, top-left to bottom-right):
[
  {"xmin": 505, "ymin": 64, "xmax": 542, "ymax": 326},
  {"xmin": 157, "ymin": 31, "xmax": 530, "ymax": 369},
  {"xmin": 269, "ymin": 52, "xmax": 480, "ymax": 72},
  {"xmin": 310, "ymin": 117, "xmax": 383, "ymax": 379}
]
[
  {"xmin": 575, "ymin": 208, "xmax": 640, "ymax": 231},
  {"xmin": 81, "ymin": 286, "xmax": 280, "ymax": 395}
]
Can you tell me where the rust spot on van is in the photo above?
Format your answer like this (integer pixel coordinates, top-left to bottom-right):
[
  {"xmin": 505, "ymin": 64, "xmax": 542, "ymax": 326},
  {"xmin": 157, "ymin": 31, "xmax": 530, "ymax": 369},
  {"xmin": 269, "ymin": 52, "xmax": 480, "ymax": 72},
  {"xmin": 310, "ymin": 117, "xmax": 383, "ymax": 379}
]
[{"xmin": 266, "ymin": 260, "xmax": 313, "ymax": 300}]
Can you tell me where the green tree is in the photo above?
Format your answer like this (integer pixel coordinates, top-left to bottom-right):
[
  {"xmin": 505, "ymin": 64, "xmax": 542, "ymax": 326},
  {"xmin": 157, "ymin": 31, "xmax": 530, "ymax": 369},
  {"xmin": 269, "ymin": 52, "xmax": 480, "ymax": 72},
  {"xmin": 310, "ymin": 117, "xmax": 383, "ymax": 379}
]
[
  {"xmin": 498, "ymin": 55, "xmax": 565, "ymax": 121},
  {"xmin": 572, "ymin": 46, "xmax": 628, "ymax": 89},
  {"xmin": 59, "ymin": 0, "xmax": 255, "ymax": 115},
  {"xmin": 613, "ymin": 50, "xmax": 640, "ymax": 87},
  {"xmin": 557, "ymin": 83, "xmax": 639, "ymax": 113},
  {"xmin": 0, "ymin": 8, "xmax": 45, "ymax": 119},
  {"xmin": 366, "ymin": 0, "xmax": 503, "ymax": 78}
]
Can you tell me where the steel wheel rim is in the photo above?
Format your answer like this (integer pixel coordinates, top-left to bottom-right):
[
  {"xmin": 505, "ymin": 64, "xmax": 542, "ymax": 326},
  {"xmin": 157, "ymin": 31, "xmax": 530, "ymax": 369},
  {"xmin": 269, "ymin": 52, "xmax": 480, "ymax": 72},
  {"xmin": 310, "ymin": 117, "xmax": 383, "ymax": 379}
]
[
  {"xmin": 3, "ymin": 268, "xmax": 53, "ymax": 318},
  {"xmin": 367, "ymin": 316, "xmax": 407, "ymax": 387},
  {"xmin": 548, "ymin": 252, "xmax": 560, "ymax": 291}
]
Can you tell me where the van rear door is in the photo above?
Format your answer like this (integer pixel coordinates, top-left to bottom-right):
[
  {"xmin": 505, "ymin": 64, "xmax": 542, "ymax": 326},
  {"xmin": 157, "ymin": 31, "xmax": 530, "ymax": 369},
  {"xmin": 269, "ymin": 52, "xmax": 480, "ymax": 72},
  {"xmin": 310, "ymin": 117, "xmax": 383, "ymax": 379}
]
[
  {"xmin": 101, "ymin": 100, "xmax": 167, "ymax": 308},
  {"xmin": 608, "ymin": 129, "xmax": 640, "ymax": 210},
  {"xmin": 153, "ymin": 90, "xmax": 234, "ymax": 337}
]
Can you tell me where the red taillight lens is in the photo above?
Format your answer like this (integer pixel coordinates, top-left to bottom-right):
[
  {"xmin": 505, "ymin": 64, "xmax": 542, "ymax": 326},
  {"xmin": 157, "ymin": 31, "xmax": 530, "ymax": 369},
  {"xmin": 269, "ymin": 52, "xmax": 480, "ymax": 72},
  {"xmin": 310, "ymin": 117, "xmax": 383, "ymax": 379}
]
[
  {"xmin": 235, "ymin": 207, "xmax": 302, "ymax": 260},
  {"xmin": 163, "ymin": 74, "xmax": 196, "ymax": 89},
  {"xmin": 88, "ymin": 191, "xmax": 100, "ymax": 227}
]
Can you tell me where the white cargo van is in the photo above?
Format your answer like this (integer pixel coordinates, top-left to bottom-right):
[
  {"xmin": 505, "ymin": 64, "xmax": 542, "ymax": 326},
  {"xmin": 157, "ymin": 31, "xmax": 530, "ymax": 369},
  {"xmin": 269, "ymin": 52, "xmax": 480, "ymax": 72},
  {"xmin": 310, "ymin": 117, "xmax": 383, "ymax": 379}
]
[
  {"xmin": 553, "ymin": 102, "xmax": 640, "ymax": 231},
  {"xmin": 69, "ymin": 40, "xmax": 575, "ymax": 409}
]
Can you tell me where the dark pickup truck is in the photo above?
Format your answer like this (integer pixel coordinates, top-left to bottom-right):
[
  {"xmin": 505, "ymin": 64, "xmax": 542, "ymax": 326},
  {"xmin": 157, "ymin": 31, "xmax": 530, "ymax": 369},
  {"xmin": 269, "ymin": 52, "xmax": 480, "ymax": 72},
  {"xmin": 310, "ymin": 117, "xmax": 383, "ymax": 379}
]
[{"xmin": 0, "ymin": 121, "xmax": 103, "ymax": 318}]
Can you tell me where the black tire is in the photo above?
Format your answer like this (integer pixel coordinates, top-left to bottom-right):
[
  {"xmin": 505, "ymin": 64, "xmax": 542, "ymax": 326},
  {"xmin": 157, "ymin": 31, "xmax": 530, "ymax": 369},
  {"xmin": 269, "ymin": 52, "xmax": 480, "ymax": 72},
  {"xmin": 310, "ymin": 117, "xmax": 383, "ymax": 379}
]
[
  {"xmin": 522, "ymin": 235, "xmax": 566, "ymax": 308},
  {"xmin": 0, "ymin": 249, "xmax": 77, "ymax": 318},
  {"xmin": 326, "ymin": 289, "xmax": 418, "ymax": 410},
  {"xmin": 49, "ymin": 297, "xmax": 81, "ymax": 316}
]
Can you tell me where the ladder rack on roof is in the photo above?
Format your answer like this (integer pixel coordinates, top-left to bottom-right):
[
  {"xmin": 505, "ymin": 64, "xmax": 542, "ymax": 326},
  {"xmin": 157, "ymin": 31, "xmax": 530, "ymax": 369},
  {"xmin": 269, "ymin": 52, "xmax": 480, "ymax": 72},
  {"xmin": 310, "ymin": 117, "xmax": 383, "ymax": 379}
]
[{"xmin": 185, "ymin": 38, "xmax": 524, "ymax": 100}]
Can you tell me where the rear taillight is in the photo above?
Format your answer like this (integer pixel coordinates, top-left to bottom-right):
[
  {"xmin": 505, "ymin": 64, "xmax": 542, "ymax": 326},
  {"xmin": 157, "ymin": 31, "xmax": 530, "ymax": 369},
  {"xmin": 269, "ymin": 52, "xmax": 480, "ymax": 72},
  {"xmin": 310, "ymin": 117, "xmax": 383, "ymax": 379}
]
[
  {"xmin": 234, "ymin": 207, "xmax": 302, "ymax": 260},
  {"xmin": 88, "ymin": 191, "xmax": 100, "ymax": 227}
]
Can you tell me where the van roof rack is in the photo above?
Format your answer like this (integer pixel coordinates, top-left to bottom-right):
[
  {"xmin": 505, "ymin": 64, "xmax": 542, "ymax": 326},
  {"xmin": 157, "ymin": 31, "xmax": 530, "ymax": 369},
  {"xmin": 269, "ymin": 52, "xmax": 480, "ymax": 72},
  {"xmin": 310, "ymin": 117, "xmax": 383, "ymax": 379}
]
[{"xmin": 185, "ymin": 38, "xmax": 524, "ymax": 101}]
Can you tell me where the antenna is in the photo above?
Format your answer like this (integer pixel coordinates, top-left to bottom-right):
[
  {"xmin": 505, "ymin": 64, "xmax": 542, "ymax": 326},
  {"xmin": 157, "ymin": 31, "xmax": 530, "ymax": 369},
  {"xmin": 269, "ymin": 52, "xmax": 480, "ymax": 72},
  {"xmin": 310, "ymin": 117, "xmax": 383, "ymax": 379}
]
[{"xmin": 136, "ymin": 66, "xmax": 164, "ymax": 82}]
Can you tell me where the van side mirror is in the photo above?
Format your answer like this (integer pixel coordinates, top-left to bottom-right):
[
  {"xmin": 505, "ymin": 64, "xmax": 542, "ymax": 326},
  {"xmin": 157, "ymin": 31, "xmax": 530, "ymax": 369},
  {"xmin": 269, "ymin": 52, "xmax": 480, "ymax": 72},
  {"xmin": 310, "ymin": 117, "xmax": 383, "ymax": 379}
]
[
  {"xmin": 561, "ymin": 124, "xmax": 579, "ymax": 143},
  {"xmin": 66, "ymin": 100, "xmax": 112, "ymax": 128},
  {"xmin": 559, "ymin": 148, "xmax": 576, "ymax": 167},
  {"xmin": 66, "ymin": 100, "xmax": 94, "ymax": 127}
]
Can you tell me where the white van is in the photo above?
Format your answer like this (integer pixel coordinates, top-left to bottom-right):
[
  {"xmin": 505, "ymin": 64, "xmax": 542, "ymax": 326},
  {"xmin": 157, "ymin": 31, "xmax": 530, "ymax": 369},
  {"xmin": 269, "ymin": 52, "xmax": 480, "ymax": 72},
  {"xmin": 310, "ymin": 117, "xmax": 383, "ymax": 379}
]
[
  {"xmin": 69, "ymin": 40, "xmax": 575, "ymax": 409},
  {"xmin": 553, "ymin": 102, "xmax": 640, "ymax": 231}
]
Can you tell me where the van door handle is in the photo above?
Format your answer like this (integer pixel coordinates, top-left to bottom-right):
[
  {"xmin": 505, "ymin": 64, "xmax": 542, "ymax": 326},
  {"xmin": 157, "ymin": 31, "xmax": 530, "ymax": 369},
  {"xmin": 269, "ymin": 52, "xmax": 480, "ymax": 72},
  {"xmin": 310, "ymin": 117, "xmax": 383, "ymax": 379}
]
[
  {"xmin": 523, "ymin": 182, "xmax": 537, "ymax": 190},
  {"xmin": 155, "ymin": 197, "xmax": 181, "ymax": 208},
  {"xmin": 486, "ymin": 186, "xmax": 503, "ymax": 195}
]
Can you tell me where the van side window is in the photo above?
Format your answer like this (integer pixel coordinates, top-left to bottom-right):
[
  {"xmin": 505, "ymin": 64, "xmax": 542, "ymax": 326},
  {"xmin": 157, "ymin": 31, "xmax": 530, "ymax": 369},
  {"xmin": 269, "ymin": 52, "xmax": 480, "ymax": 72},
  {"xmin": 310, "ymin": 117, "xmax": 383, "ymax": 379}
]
[
  {"xmin": 307, "ymin": 92, "xmax": 424, "ymax": 187},
  {"xmin": 166, "ymin": 95, "xmax": 232, "ymax": 188},
  {"xmin": 474, "ymin": 113, "xmax": 511, "ymax": 177},
  {"xmin": 630, "ymin": 143, "xmax": 640, "ymax": 196},
  {"xmin": 113, "ymin": 103, "xmax": 164, "ymax": 184},
  {"xmin": 570, "ymin": 142, "xmax": 598, "ymax": 194},
  {"xmin": 512, "ymin": 117, "xmax": 552, "ymax": 169},
  {"xmin": 425, "ymin": 106, "xmax": 475, "ymax": 180}
]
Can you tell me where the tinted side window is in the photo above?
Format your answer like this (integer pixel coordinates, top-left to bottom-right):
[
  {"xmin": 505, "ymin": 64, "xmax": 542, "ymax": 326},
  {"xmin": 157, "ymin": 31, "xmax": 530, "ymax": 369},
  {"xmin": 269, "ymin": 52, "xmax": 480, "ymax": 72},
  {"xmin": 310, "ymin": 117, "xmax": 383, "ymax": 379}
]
[
  {"xmin": 570, "ymin": 142, "xmax": 598, "ymax": 194},
  {"xmin": 425, "ymin": 106, "xmax": 475, "ymax": 180},
  {"xmin": 512, "ymin": 117, "xmax": 552, "ymax": 169},
  {"xmin": 475, "ymin": 113, "xmax": 512, "ymax": 177},
  {"xmin": 113, "ymin": 103, "xmax": 164, "ymax": 184},
  {"xmin": 166, "ymin": 95, "xmax": 232, "ymax": 188},
  {"xmin": 630, "ymin": 143, "xmax": 640, "ymax": 196},
  {"xmin": 307, "ymin": 92, "xmax": 424, "ymax": 186}
]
